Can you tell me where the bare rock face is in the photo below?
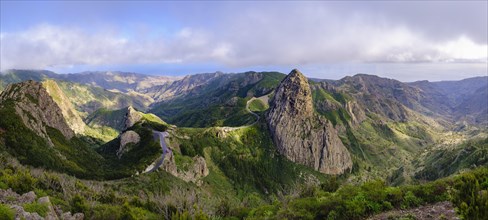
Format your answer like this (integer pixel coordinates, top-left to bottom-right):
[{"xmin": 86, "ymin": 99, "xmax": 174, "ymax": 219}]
[
  {"xmin": 159, "ymin": 151, "xmax": 209, "ymax": 185},
  {"xmin": 178, "ymin": 156, "xmax": 209, "ymax": 185},
  {"xmin": 10, "ymin": 205, "xmax": 44, "ymax": 220},
  {"xmin": 266, "ymin": 69, "xmax": 352, "ymax": 174},
  {"xmin": 38, "ymin": 196, "xmax": 59, "ymax": 220},
  {"xmin": 60, "ymin": 212, "xmax": 84, "ymax": 220},
  {"xmin": 0, "ymin": 80, "xmax": 74, "ymax": 145},
  {"xmin": 161, "ymin": 151, "xmax": 178, "ymax": 176},
  {"xmin": 124, "ymin": 106, "xmax": 143, "ymax": 130},
  {"xmin": 42, "ymin": 80, "xmax": 86, "ymax": 134},
  {"xmin": 117, "ymin": 130, "xmax": 141, "ymax": 159}
]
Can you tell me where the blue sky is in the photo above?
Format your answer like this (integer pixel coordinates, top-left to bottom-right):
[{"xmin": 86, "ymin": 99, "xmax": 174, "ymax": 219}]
[{"xmin": 1, "ymin": 1, "xmax": 487, "ymax": 81}]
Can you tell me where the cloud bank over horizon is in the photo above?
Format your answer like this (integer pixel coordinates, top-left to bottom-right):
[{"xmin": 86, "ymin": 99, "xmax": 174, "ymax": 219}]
[{"xmin": 1, "ymin": 1, "xmax": 486, "ymax": 81}]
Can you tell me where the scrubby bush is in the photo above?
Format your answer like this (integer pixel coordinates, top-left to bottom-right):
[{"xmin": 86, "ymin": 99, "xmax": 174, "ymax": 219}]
[
  {"xmin": 401, "ymin": 191, "xmax": 422, "ymax": 209},
  {"xmin": 91, "ymin": 204, "xmax": 123, "ymax": 220},
  {"xmin": 1, "ymin": 168, "xmax": 37, "ymax": 194},
  {"xmin": 23, "ymin": 202, "xmax": 49, "ymax": 217},
  {"xmin": 0, "ymin": 204, "xmax": 15, "ymax": 220},
  {"xmin": 71, "ymin": 194, "xmax": 89, "ymax": 214},
  {"xmin": 451, "ymin": 169, "xmax": 488, "ymax": 219}
]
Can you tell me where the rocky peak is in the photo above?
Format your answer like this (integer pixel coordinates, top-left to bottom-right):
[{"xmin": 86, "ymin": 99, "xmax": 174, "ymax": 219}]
[
  {"xmin": 0, "ymin": 80, "xmax": 74, "ymax": 145},
  {"xmin": 124, "ymin": 106, "xmax": 143, "ymax": 130},
  {"xmin": 271, "ymin": 69, "xmax": 314, "ymax": 118},
  {"xmin": 266, "ymin": 69, "xmax": 352, "ymax": 175}
]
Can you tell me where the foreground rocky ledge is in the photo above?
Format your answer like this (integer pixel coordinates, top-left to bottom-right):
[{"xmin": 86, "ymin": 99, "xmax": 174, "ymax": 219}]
[
  {"xmin": 368, "ymin": 201, "xmax": 459, "ymax": 220},
  {"xmin": 0, "ymin": 189, "xmax": 84, "ymax": 220}
]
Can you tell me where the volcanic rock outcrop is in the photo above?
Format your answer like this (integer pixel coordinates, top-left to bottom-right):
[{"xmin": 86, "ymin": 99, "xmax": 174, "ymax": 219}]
[
  {"xmin": 0, "ymin": 80, "xmax": 74, "ymax": 146},
  {"xmin": 266, "ymin": 69, "xmax": 352, "ymax": 174}
]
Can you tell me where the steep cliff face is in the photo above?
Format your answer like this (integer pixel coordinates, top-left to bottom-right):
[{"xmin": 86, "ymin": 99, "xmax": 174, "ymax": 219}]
[
  {"xmin": 266, "ymin": 69, "xmax": 352, "ymax": 174},
  {"xmin": 117, "ymin": 130, "xmax": 141, "ymax": 158},
  {"xmin": 159, "ymin": 153, "xmax": 209, "ymax": 185},
  {"xmin": 0, "ymin": 80, "xmax": 74, "ymax": 145},
  {"xmin": 42, "ymin": 80, "xmax": 86, "ymax": 134}
]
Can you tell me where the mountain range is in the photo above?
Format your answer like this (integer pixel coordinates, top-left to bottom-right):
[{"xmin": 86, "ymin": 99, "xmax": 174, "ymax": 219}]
[{"xmin": 0, "ymin": 69, "xmax": 486, "ymax": 219}]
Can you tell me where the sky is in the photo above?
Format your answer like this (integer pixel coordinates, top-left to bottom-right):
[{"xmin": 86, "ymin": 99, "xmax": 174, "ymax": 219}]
[{"xmin": 0, "ymin": 1, "xmax": 487, "ymax": 81}]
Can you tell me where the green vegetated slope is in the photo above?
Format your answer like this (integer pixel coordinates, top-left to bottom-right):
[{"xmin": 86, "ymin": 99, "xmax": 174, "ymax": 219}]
[
  {"xmin": 55, "ymin": 80, "xmax": 150, "ymax": 117},
  {"xmin": 53, "ymin": 80, "xmax": 153, "ymax": 143},
  {"xmin": 0, "ymin": 69, "xmax": 151, "ymax": 117},
  {"xmin": 85, "ymin": 108, "xmax": 129, "ymax": 132},
  {"xmin": 309, "ymin": 81, "xmax": 442, "ymax": 184},
  {"xmin": 176, "ymin": 121, "xmax": 329, "ymax": 194},
  {"xmin": 308, "ymin": 74, "xmax": 487, "ymax": 186},
  {"xmin": 150, "ymin": 71, "xmax": 284, "ymax": 127},
  {"xmin": 0, "ymin": 69, "xmax": 58, "ymax": 87},
  {"xmin": 0, "ymin": 70, "xmax": 153, "ymax": 143},
  {"xmin": 0, "ymin": 101, "xmax": 166, "ymax": 179},
  {"xmin": 0, "ymin": 116, "xmax": 345, "ymax": 218},
  {"xmin": 0, "ymin": 82, "xmax": 168, "ymax": 180},
  {"xmin": 248, "ymin": 98, "xmax": 269, "ymax": 112},
  {"xmin": 0, "ymin": 99, "xmax": 106, "ymax": 179},
  {"xmin": 0, "ymin": 79, "xmax": 168, "ymax": 179},
  {"xmin": 1, "ymin": 148, "xmax": 487, "ymax": 219},
  {"xmin": 415, "ymin": 137, "xmax": 488, "ymax": 180},
  {"xmin": 245, "ymin": 167, "xmax": 488, "ymax": 220},
  {"xmin": 97, "ymin": 122, "xmax": 167, "ymax": 179}
]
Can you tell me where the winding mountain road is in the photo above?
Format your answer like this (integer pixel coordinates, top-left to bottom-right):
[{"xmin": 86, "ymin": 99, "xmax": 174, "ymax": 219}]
[
  {"xmin": 145, "ymin": 96, "xmax": 264, "ymax": 173},
  {"xmin": 246, "ymin": 97, "xmax": 261, "ymax": 125},
  {"xmin": 144, "ymin": 131, "xmax": 170, "ymax": 173},
  {"xmin": 218, "ymin": 97, "xmax": 262, "ymax": 131}
]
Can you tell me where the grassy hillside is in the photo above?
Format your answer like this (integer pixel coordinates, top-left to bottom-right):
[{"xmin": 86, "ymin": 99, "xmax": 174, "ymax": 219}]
[
  {"xmin": 248, "ymin": 98, "xmax": 268, "ymax": 112},
  {"xmin": 0, "ymin": 99, "xmax": 106, "ymax": 179},
  {"xmin": 0, "ymin": 70, "xmax": 58, "ymax": 87},
  {"xmin": 174, "ymin": 121, "xmax": 330, "ymax": 195},
  {"xmin": 0, "ymin": 99, "xmax": 167, "ymax": 179},
  {"xmin": 85, "ymin": 108, "xmax": 128, "ymax": 131},
  {"xmin": 97, "ymin": 124, "xmax": 163, "ymax": 179},
  {"xmin": 0, "ymin": 70, "xmax": 150, "ymax": 118},
  {"xmin": 151, "ymin": 71, "xmax": 284, "ymax": 127},
  {"xmin": 308, "ymin": 82, "xmax": 442, "ymax": 184},
  {"xmin": 245, "ymin": 167, "xmax": 488, "ymax": 219},
  {"xmin": 55, "ymin": 80, "xmax": 150, "ymax": 117},
  {"xmin": 415, "ymin": 137, "xmax": 488, "ymax": 180},
  {"xmin": 1, "ymin": 147, "xmax": 486, "ymax": 219}
]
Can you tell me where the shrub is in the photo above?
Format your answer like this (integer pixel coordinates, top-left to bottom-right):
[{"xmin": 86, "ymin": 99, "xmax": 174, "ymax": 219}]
[
  {"xmin": 92, "ymin": 204, "xmax": 123, "ymax": 220},
  {"xmin": 451, "ymin": 170, "xmax": 488, "ymax": 219},
  {"xmin": 0, "ymin": 204, "xmax": 15, "ymax": 220},
  {"xmin": 402, "ymin": 191, "xmax": 422, "ymax": 209},
  {"xmin": 71, "ymin": 194, "xmax": 89, "ymax": 214},
  {"xmin": 5, "ymin": 169, "xmax": 37, "ymax": 194},
  {"xmin": 23, "ymin": 202, "xmax": 49, "ymax": 217},
  {"xmin": 327, "ymin": 210, "xmax": 338, "ymax": 220},
  {"xmin": 320, "ymin": 177, "xmax": 340, "ymax": 192}
]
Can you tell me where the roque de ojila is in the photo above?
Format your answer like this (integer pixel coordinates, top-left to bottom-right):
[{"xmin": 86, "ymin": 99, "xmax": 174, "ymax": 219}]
[{"xmin": 1, "ymin": 1, "xmax": 487, "ymax": 220}]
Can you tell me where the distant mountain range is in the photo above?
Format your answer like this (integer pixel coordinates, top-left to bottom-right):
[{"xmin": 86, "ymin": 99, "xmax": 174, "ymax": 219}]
[{"xmin": 0, "ymin": 68, "xmax": 486, "ymax": 218}]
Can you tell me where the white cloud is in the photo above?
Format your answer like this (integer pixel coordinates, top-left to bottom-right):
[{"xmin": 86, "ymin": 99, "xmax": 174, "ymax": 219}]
[
  {"xmin": 1, "ymin": 9, "xmax": 486, "ymax": 71},
  {"xmin": 436, "ymin": 36, "xmax": 488, "ymax": 62},
  {"xmin": 0, "ymin": 24, "xmax": 228, "ymax": 70}
]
